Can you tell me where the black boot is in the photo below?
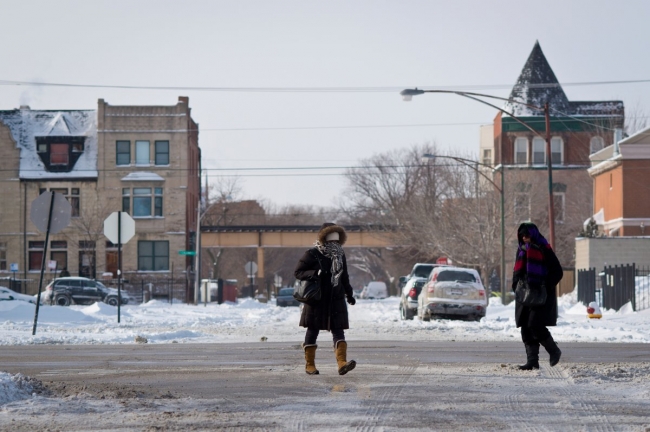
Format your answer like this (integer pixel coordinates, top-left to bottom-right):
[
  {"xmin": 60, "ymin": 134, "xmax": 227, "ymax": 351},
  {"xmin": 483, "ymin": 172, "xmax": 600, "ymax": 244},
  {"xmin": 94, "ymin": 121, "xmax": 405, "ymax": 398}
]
[
  {"xmin": 518, "ymin": 344, "xmax": 539, "ymax": 370},
  {"xmin": 540, "ymin": 336, "xmax": 562, "ymax": 367}
]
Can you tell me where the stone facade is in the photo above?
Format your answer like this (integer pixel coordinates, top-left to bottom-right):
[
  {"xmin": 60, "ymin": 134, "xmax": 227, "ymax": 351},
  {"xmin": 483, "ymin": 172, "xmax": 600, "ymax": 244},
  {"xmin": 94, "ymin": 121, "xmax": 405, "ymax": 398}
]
[{"xmin": 0, "ymin": 98, "xmax": 200, "ymax": 293}]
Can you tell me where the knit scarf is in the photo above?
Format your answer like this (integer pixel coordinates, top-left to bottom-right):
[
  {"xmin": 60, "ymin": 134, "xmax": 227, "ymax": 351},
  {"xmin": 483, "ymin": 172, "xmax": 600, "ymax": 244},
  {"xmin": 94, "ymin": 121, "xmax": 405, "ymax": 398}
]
[
  {"xmin": 513, "ymin": 226, "xmax": 550, "ymax": 286},
  {"xmin": 315, "ymin": 241, "xmax": 344, "ymax": 287}
]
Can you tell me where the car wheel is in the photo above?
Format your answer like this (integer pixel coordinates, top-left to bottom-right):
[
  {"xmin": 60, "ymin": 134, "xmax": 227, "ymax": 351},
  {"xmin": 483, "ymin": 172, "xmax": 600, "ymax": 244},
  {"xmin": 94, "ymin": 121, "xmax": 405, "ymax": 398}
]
[
  {"xmin": 422, "ymin": 311, "xmax": 430, "ymax": 322},
  {"xmin": 54, "ymin": 294, "xmax": 71, "ymax": 307},
  {"xmin": 399, "ymin": 303, "xmax": 406, "ymax": 320},
  {"xmin": 405, "ymin": 307, "xmax": 415, "ymax": 320},
  {"xmin": 106, "ymin": 297, "xmax": 119, "ymax": 306}
]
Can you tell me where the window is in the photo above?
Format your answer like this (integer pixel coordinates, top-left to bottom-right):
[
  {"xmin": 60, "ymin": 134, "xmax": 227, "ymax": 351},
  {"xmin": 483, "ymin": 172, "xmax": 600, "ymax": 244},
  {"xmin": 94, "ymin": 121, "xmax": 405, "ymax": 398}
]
[
  {"xmin": 116, "ymin": 141, "xmax": 131, "ymax": 165},
  {"xmin": 123, "ymin": 187, "xmax": 163, "ymax": 217},
  {"xmin": 133, "ymin": 188, "xmax": 152, "ymax": 216},
  {"xmin": 50, "ymin": 143, "xmax": 69, "ymax": 165},
  {"xmin": 554, "ymin": 192, "xmax": 565, "ymax": 224},
  {"xmin": 155, "ymin": 141, "xmax": 169, "ymax": 165},
  {"xmin": 532, "ymin": 137, "xmax": 545, "ymax": 165},
  {"xmin": 135, "ymin": 140, "xmax": 150, "ymax": 165},
  {"xmin": 29, "ymin": 241, "xmax": 45, "ymax": 271},
  {"xmin": 36, "ymin": 137, "xmax": 85, "ymax": 172},
  {"xmin": 514, "ymin": 193, "xmax": 530, "ymax": 223},
  {"xmin": 138, "ymin": 241, "xmax": 169, "ymax": 271},
  {"xmin": 0, "ymin": 242, "xmax": 6, "ymax": 271},
  {"xmin": 551, "ymin": 137, "xmax": 563, "ymax": 165},
  {"xmin": 40, "ymin": 188, "xmax": 80, "ymax": 217},
  {"xmin": 50, "ymin": 241, "xmax": 67, "ymax": 272},
  {"xmin": 515, "ymin": 138, "xmax": 528, "ymax": 164},
  {"xmin": 122, "ymin": 188, "xmax": 130, "ymax": 214},
  {"xmin": 590, "ymin": 136, "xmax": 605, "ymax": 154},
  {"xmin": 482, "ymin": 149, "xmax": 492, "ymax": 166}
]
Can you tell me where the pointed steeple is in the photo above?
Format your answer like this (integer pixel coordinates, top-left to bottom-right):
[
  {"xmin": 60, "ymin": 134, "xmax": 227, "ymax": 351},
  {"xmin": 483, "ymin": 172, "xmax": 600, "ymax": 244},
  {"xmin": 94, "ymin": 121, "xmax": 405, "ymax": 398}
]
[{"xmin": 504, "ymin": 42, "xmax": 569, "ymax": 116}]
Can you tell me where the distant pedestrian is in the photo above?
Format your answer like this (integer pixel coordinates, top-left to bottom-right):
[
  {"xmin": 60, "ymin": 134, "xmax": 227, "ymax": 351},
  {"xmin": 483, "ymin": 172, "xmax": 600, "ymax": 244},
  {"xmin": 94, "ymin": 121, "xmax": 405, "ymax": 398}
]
[
  {"xmin": 59, "ymin": 267, "xmax": 70, "ymax": 277},
  {"xmin": 513, "ymin": 222, "xmax": 564, "ymax": 370},
  {"xmin": 294, "ymin": 223, "xmax": 357, "ymax": 375}
]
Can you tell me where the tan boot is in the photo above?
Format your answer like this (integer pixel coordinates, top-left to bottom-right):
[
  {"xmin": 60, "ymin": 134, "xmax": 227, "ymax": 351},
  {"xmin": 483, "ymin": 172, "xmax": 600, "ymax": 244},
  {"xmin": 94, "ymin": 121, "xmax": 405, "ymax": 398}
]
[
  {"xmin": 302, "ymin": 343, "xmax": 319, "ymax": 375},
  {"xmin": 334, "ymin": 341, "xmax": 356, "ymax": 375}
]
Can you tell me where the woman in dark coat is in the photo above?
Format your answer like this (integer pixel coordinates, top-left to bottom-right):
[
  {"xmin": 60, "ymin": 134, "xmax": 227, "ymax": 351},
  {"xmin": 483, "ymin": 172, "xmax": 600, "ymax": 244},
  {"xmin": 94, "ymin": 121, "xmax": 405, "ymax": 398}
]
[
  {"xmin": 294, "ymin": 223, "xmax": 356, "ymax": 376},
  {"xmin": 512, "ymin": 222, "xmax": 564, "ymax": 370}
]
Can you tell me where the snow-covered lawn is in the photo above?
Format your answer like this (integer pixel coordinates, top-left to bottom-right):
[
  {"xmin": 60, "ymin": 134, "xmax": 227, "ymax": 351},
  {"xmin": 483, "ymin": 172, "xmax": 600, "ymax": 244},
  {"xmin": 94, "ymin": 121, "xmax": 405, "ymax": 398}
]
[{"xmin": 1, "ymin": 291, "xmax": 649, "ymax": 346}]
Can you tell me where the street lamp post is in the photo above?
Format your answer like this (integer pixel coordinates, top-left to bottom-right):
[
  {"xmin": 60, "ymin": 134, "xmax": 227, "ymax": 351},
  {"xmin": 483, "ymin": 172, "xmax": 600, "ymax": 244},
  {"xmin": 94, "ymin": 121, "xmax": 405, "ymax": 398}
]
[
  {"xmin": 422, "ymin": 154, "xmax": 506, "ymax": 303},
  {"xmin": 401, "ymin": 88, "xmax": 556, "ymax": 249}
]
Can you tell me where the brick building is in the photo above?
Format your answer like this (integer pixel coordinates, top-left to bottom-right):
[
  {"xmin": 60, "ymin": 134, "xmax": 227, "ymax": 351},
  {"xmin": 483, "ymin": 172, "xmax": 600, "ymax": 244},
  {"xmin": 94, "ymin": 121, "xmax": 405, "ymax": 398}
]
[
  {"xmin": 480, "ymin": 42, "xmax": 624, "ymax": 269},
  {"xmin": 0, "ymin": 97, "xmax": 200, "ymax": 292}
]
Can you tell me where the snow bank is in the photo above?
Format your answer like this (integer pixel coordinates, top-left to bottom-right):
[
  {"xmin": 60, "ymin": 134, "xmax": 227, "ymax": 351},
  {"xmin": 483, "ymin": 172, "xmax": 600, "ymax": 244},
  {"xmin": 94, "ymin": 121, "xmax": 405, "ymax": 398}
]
[{"xmin": 1, "ymin": 292, "xmax": 649, "ymax": 346}]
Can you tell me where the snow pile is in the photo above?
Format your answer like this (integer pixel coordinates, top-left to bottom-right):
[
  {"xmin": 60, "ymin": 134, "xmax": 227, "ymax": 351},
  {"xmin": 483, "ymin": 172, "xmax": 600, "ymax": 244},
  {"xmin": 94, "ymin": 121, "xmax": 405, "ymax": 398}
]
[
  {"xmin": 0, "ymin": 372, "xmax": 43, "ymax": 405},
  {"xmin": 1, "ymin": 291, "xmax": 650, "ymax": 345}
]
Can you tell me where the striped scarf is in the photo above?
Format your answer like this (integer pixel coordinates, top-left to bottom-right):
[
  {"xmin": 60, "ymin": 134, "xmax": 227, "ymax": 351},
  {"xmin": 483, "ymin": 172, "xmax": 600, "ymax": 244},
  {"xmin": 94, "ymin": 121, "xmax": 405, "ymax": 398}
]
[
  {"xmin": 513, "ymin": 225, "xmax": 550, "ymax": 286},
  {"xmin": 315, "ymin": 241, "xmax": 344, "ymax": 287}
]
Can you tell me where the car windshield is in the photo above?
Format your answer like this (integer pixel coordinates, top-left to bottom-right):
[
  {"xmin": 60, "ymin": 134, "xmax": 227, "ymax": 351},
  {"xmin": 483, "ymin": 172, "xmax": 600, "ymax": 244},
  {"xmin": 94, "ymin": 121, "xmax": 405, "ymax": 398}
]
[
  {"xmin": 413, "ymin": 265, "xmax": 434, "ymax": 278},
  {"xmin": 437, "ymin": 270, "xmax": 476, "ymax": 283},
  {"xmin": 279, "ymin": 288, "xmax": 294, "ymax": 296},
  {"xmin": 95, "ymin": 281, "xmax": 109, "ymax": 291}
]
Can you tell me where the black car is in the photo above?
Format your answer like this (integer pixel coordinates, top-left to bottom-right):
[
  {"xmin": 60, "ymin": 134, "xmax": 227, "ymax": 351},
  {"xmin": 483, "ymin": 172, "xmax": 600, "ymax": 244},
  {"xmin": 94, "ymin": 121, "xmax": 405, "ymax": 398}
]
[
  {"xmin": 44, "ymin": 277, "xmax": 129, "ymax": 306},
  {"xmin": 276, "ymin": 287, "xmax": 300, "ymax": 307}
]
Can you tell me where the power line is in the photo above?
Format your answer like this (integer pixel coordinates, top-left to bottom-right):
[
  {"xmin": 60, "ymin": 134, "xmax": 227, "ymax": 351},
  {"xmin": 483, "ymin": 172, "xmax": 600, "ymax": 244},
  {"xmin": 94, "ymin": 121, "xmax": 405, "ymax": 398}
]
[{"xmin": 2, "ymin": 78, "xmax": 650, "ymax": 93}]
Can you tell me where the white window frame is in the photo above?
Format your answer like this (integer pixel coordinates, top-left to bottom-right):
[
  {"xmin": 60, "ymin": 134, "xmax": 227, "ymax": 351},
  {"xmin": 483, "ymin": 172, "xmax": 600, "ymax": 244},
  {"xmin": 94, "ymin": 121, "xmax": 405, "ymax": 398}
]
[
  {"xmin": 514, "ymin": 138, "xmax": 528, "ymax": 165},
  {"xmin": 532, "ymin": 137, "xmax": 546, "ymax": 165},
  {"xmin": 590, "ymin": 136, "xmax": 605, "ymax": 154},
  {"xmin": 551, "ymin": 137, "xmax": 563, "ymax": 165},
  {"xmin": 482, "ymin": 149, "xmax": 492, "ymax": 166},
  {"xmin": 135, "ymin": 140, "xmax": 150, "ymax": 166}
]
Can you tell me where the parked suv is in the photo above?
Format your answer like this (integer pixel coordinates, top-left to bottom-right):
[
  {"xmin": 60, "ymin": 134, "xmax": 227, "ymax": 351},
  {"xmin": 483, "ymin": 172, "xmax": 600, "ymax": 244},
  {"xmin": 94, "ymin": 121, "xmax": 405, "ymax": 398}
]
[
  {"xmin": 44, "ymin": 277, "xmax": 129, "ymax": 306},
  {"xmin": 399, "ymin": 277, "xmax": 426, "ymax": 320},
  {"xmin": 417, "ymin": 266, "xmax": 487, "ymax": 322}
]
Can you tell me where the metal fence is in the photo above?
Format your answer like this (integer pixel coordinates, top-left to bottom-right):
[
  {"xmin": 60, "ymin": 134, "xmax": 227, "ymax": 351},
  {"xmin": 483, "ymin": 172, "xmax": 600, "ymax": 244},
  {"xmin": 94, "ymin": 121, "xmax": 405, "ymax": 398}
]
[
  {"xmin": 2, "ymin": 276, "xmax": 190, "ymax": 304},
  {"xmin": 578, "ymin": 263, "xmax": 649, "ymax": 312}
]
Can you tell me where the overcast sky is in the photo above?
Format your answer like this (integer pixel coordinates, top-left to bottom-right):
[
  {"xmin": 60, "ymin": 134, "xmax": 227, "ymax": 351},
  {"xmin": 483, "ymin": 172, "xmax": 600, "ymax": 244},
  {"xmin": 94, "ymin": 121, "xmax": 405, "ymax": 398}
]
[{"xmin": 2, "ymin": 0, "xmax": 650, "ymax": 208}]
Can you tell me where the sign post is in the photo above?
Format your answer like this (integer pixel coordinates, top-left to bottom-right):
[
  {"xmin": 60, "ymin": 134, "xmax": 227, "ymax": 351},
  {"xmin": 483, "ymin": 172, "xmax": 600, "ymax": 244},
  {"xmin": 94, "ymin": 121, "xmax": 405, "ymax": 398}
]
[
  {"xmin": 30, "ymin": 191, "xmax": 72, "ymax": 335},
  {"xmin": 10, "ymin": 263, "xmax": 18, "ymax": 292},
  {"xmin": 103, "ymin": 211, "xmax": 135, "ymax": 323},
  {"xmin": 244, "ymin": 261, "xmax": 257, "ymax": 296}
]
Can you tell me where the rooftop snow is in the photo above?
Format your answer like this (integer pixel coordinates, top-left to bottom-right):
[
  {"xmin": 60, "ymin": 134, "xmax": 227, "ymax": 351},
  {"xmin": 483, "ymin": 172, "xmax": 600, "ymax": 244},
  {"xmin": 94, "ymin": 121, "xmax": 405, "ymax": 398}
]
[
  {"xmin": 0, "ymin": 108, "xmax": 98, "ymax": 180},
  {"xmin": 503, "ymin": 42, "xmax": 624, "ymax": 119},
  {"xmin": 121, "ymin": 172, "xmax": 165, "ymax": 182}
]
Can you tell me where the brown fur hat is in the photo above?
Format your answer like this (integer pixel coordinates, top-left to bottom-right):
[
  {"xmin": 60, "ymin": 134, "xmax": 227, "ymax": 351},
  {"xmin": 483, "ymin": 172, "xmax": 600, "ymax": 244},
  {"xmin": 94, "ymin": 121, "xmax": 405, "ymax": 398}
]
[{"xmin": 317, "ymin": 223, "xmax": 347, "ymax": 245}]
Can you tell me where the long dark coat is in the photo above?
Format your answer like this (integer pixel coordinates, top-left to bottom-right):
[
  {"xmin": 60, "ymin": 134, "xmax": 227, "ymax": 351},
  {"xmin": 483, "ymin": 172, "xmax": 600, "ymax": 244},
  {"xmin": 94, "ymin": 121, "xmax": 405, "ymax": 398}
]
[
  {"xmin": 513, "ymin": 244, "xmax": 563, "ymax": 328},
  {"xmin": 294, "ymin": 247, "xmax": 354, "ymax": 330}
]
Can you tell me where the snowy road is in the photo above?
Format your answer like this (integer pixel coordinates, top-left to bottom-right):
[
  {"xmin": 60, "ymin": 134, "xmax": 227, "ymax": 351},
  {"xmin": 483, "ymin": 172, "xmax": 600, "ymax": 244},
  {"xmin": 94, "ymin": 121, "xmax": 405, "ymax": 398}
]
[{"xmin": 1, "ymin": 341, "xmax": 649, "ymax": 431}]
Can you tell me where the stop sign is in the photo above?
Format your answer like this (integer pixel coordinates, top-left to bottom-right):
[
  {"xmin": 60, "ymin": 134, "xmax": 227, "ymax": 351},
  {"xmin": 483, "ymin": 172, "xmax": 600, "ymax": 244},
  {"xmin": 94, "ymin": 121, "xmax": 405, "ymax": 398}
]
[
  {"xmin": 103, "ymin": 212, "xmax": 136, "ymax": 244},
  {"xmin": 30, "ymin": 191, "xmax": 72, "ymax": 234}
]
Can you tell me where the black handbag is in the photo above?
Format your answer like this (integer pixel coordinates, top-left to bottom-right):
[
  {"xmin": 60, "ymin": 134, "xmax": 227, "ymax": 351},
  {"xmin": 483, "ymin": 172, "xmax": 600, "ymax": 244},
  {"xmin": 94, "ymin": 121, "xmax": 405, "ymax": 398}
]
[
  {"xmin": 293, "ymin": 251, "xmax": 324, "ymax": 306},
  {"xmin": 515, "ymin": 279, "xmax": 547, "ymax": 307}
]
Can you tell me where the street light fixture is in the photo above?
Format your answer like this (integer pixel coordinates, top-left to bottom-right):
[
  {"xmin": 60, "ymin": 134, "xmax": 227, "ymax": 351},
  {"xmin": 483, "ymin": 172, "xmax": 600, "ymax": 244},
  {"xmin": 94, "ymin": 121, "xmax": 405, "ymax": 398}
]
[
  {"xmin": 422, "ymin": 153, "xmax": 506, "ymax": 303},
  {"xmin": 401, "ymin": 88, "xmax": 556, "ymax": 251}
]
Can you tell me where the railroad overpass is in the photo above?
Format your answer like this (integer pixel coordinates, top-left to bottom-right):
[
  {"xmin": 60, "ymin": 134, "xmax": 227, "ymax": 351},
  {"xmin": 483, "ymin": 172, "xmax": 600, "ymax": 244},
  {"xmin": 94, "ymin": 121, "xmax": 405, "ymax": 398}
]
[{"xmin": 200, "ymin": 225, "xmax": 397, "ymax": 280}]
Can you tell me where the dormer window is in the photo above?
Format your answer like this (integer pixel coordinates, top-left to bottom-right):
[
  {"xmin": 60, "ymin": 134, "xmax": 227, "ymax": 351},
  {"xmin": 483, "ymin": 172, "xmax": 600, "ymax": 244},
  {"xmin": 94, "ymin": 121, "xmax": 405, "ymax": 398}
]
[{"xmin": 35, "ymin": 136, "xmax": 85, "ymax": 172}]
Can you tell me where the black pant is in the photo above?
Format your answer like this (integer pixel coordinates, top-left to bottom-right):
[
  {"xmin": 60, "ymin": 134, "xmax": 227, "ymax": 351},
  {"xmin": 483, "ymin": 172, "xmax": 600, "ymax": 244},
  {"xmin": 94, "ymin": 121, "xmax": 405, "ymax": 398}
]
[
  {"xmin": 305, "ymin": 327, "xmax": 345, "ymax": 346},
  {"xmin": 520, "ymin": 325, "xmax": 551, "ymax": 346}
]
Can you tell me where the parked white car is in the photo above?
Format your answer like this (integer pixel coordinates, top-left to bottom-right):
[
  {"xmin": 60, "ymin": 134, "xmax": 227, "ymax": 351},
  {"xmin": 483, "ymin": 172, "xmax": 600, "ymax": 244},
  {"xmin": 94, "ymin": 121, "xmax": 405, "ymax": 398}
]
[
  {"xmin": 0, "ymin": 286, "xmax": 39, "ymax": 304},
  {"xmin": 417, "ymin": 266, "xmax": 487, "ymax": 322},
  {"xmin": 360, "ymin": 281, "xmax": 388, "ymax": 299}
]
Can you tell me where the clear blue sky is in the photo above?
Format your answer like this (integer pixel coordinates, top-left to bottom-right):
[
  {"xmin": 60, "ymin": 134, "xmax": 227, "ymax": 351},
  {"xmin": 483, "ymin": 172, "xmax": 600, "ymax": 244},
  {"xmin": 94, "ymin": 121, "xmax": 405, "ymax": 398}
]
[{"xmin": 2, "ymin": 0, "xmax": 649, "ymax": 207}]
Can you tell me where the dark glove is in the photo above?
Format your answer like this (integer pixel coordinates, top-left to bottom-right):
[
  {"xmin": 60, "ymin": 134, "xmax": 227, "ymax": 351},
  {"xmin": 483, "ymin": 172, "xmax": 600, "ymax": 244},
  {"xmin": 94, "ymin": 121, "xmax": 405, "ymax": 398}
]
[{"xmin": 347, "ymin": 295, "xmax": 356, "ymax": 305}]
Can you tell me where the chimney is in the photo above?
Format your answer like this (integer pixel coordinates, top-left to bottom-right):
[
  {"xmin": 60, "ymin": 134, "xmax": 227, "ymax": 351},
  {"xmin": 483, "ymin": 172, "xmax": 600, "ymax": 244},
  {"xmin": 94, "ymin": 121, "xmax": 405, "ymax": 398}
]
[
  {"xmin": 19, "ymin": 105, "xmax": 30, "ymax": 110},
  {"xmin": 178, "ymin": 96, "xmax": 189, "ymax": 105}
]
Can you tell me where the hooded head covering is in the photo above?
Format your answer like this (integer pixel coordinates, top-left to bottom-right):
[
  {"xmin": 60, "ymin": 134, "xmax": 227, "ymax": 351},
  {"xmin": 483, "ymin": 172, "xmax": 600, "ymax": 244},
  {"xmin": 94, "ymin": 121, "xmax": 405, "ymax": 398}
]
[
  {"xmin": 513, "ymin": 222, "xmax": 551, "ymax": 286},
  {"xmin": 317, "ymin": 223, "xmax": 347, "ymax": 245},
  {"xmin": 315, "ymin": 223, "xmax": 347, "ymax": 286}
]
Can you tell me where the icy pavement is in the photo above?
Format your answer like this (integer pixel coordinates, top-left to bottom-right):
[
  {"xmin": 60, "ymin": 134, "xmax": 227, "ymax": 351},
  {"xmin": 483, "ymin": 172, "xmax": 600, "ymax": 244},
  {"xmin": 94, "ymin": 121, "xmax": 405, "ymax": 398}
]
[
  {"xmin": 1, "ymin": 293, "xmax": 649, "ymax": 346},
  {"xmin": 1, "ymin": 362, "xmax": 649, "ymax": 431}
]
